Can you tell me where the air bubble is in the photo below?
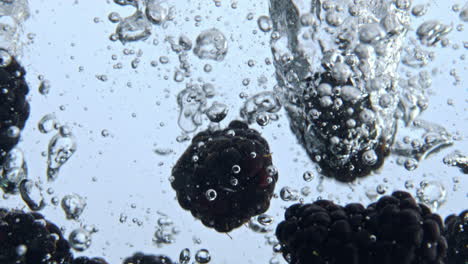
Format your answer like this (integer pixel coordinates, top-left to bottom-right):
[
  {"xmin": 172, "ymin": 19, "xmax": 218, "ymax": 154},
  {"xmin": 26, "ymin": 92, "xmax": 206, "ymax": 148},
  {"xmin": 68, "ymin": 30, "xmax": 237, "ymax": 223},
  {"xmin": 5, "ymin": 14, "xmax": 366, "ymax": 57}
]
[
  {"xmin": 232, "ymin": 165, "xmax": 241, "ymax": 174},
  {"xmin": 116, "ymin": 11, "xmax": 152, "ymax": 44},
  {"xmin": 69, "ymin": 228, "xmax": 91, "ymax": 252},
  {"xmin": 38, "ymin": 114, "xmax": 57, "ymax": 134},
  {"xmin": 19, "ymin": 180, "xmax": 45, "ymax": 211},
  {"xmin": 145, "ymin": 0, "xmax": 172, "ymax": 25},
  {"xmin": 257, "ymin": 16, "xmax": 272, "ymax": 32},
  {"xmin": 195, "ymin": 249, "xmax": 211, "ymax": 263},
  {"xmin": 280, "ymin": 186, "xmax": 299, "ymax": 201},
  {"xmin": 47, "ymin": 128, "xmax": 77, "ymax": 181},
  {"xmin": 205, "ymin": 102, "xmax": 228, "ymax": 123},
  {"xmin": 61, "ymin": 193, "xmax": 86, "ymax": 220},
  {"xmin": 205, "ymin": 189, "xmax": 217, "ymax": 201},
  {"xmin": 193, "ymin": 28, "xmax": 228, "ymax": 61},
  {"xmin": 416, "ymin": 181, "xmax": 446, "ymax": 211},
  {"xmin": 180, "ymin": 248, "xmax": 191, "ymax": 264},
  {"xmin": 302, "ymin": 171, "xmax": 314, "ymax": 182}
]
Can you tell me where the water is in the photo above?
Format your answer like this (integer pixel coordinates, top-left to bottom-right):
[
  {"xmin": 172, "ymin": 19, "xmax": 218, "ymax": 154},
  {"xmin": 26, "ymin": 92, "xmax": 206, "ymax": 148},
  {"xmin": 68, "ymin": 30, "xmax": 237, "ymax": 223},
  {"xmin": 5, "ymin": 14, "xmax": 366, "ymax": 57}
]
[{"xmin": 0, "ymin": 0, "xmax": 466, "ymax": 263}]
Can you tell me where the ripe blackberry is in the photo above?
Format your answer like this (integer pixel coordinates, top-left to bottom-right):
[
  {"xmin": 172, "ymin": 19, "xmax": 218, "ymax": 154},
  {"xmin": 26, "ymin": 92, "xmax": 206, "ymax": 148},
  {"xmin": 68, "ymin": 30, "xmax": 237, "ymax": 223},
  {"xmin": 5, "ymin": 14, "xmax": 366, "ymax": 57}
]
[
  {"xmin": 276, "ymin": 191, "xmax": 447, "ymax": 264},
  {"xmin": 123, "ymin": 252, "xmax": 173, "ymax": 264},
  {"xmin": 0, "ymin": 208, "xmax": 73, "ymax": 264},
  {"xmin": 298, "ymin": 73, "xmax": 393, "ymax": 182},
  {"xmin": 73, "ymin": 257, "xmax": 109, "ymax": 264},
  {"xmin": 0, "ymin": 50, "xmax": 30, "ymax": 166},
  {"xmin": 171, "ymin": 120, "xmax": 278, "ymax": 232},
  {"xmin": 444, "ymin": 210, "xmax": 467, "ymax": 264}
]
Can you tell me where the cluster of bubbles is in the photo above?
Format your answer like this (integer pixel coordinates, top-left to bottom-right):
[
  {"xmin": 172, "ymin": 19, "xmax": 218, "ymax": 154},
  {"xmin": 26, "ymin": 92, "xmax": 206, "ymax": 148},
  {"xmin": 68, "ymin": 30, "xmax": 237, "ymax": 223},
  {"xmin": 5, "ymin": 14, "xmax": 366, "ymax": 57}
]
[
  {"xmin": 0, "ymin": 0, "xmax": 29, "ymax": 54},
  {"xmin": 268, "ymin": 0, "xmax": 458, "ymax": 177},
  {"xmin": 240, "ymin": 91, "xmax": 282, "ymax": 126},
  {"xmin": 111, "ymin": 0, "xmax": 174, "ymax": 44},
  {"xmin": 152, "ymin": 214, "xmax": 180, "ymax": 247}
]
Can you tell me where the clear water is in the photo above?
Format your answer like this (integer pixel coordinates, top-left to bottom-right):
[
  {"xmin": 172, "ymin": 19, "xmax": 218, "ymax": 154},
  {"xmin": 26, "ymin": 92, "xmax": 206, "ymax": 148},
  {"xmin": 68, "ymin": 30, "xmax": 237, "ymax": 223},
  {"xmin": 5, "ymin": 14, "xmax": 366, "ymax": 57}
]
[{"xmin": 0, "ymin": 0, "xmax": 466, "ymax": 263}]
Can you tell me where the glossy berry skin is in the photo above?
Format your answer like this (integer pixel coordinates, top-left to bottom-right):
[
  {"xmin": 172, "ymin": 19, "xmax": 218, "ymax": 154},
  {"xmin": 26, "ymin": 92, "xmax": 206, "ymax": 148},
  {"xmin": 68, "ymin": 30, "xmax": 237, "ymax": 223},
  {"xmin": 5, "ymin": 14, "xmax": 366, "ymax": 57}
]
[
  {"xmin": 276, "ymin": 191, "xmax": 448, "ymax": 264},
  {"xmin": 0, "ymin": 209, "xmax": 73, "ymax": 264},
  {"xmin": 73, "ymin": 257, "xmax": 109, "ymax": 264},
  {"xmin": 444, "ymin": 210, "xmax": 467, "ymax": 264},
  {"xmin": 0, "ymin": 52, "xmax": 30, "ymax": 166},
  {"xmin": 171, "ymin": 120, "xmax": 278, "ymax": 232},
  {"xmin": 123, "ymin": 252, "xmax": 173, "ymax": 264}
]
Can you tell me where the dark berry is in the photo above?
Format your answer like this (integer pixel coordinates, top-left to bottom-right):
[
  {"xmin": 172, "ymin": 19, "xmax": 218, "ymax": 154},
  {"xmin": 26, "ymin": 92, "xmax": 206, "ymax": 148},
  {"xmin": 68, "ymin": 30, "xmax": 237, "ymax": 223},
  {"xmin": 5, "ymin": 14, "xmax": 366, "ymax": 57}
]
[
  {"xmin": 123, "ymin": 252, "xmax": 173, "ymax": 264},
  {"xmin": 0, "ymin": 208, "xmax": 73, "ymax": 264},
  {"xmin": 0, "ymin": 51, "xmax": 30, "ymax": 166},
  {"xmin": 445, "ymin": 210, "xmax": 467, "ymax": 264},
  {"xmin": 171, "ymin": 120, "xmax": 278, "ymax": 232},
  {"xmin": 73, "ymin": 256, "xmax": 109, "ymax": 264},
  {"xmin": 290, "ymin": 72, "xmax": 392, "ymax": 182},
  {"xmin": 276, "ymin": 191, "xmax": 447, "ymax": 264}
]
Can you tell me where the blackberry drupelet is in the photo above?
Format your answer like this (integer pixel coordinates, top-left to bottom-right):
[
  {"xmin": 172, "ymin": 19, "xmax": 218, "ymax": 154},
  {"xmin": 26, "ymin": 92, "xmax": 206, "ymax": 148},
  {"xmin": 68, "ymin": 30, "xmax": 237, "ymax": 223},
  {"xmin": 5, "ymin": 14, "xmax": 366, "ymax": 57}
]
[
  {"xmin": 0, "ymin": 209, "xmax": 73, "ymax": 264},
  {"xmin": 73, "ymin": 257, "xmax": 109, "ymax": 264},
  {"xmin": 171, "ymin": 120, "xmax": 278, "ymax": 232},
  {"xmin": 0, "ymin": 50, "xmax": 30, "ymax": 166},
  {"xmin": 123, "ymin": 252, "xmax": 173, "ymax": 264},
  {"xmin": 276, "ymin": 191, "xmax": 447, "ymax": 264},
  {"xmin": 445, "ymin": 210, "xmax": 467, "ymax": 264}
]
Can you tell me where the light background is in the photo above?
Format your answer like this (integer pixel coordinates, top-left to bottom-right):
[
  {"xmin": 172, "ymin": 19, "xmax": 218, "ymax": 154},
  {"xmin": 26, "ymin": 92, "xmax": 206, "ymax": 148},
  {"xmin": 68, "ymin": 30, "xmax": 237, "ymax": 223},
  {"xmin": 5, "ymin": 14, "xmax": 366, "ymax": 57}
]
[{"xmin": 2, "ymin": 0, "xmax": 467, "ymax": 263}]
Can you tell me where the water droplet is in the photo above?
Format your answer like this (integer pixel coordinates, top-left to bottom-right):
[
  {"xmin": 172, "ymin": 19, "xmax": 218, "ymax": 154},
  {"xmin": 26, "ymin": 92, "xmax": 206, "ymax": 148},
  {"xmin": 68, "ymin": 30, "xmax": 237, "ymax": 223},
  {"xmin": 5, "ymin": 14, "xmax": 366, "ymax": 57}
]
[{"xmin": 61, "ymin": 193, "xmax": 86, "ymax": 220}]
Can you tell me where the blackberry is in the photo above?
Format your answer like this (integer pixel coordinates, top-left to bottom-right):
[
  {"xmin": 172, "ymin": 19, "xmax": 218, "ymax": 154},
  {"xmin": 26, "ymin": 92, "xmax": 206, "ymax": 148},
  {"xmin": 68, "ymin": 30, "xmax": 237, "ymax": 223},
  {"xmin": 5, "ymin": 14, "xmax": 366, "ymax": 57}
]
[
  {"xmin": 0, "ymin": 50, "xmax": 30, "ymax": 166},
  {"xmin": 445, "ymin": 210, "xmax": 467, "ymax": 264},
  {"xmin": 0, "ymin": 208, "xmax": 73, "ymax": 264},
  {"xmin": 73, "ymin": 257, "xmax": 109, "ymax": 264},
  {"xmin": 297, "ymin": 73, "xmax": 393, "ymax": 182},
  {"xmin": 171, "ymin": 120, "xmax": 278, "ymax": 232},
  {"xmin": 123, "ymin": 252, "xmax": 173, "ymax": 264},
  {"xmin": 276, "ymin": 191, "xmax": 447, "ymax": 264}
]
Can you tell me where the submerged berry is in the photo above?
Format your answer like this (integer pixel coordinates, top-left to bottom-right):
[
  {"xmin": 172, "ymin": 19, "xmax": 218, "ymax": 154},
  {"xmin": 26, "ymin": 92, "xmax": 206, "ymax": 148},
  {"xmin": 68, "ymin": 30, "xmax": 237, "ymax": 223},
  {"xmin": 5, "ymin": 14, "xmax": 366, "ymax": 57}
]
[
  {"xmin": 171, "ymin": 120, "xmax": 278, "ymax": 232},
  {"xmin": 0, "ymin": 51, "xmax": 30, "ymax": 166},
  {"xmin": 276, "ymin": 191, "xmax": 448, "ymax": 264},
  {"xmin": 123, "ymin": 252, "xmax": 173, "ymax": 264},
  {"xmin": 0, "ymin": 209, "xmax": 73, "ymax": 264}
]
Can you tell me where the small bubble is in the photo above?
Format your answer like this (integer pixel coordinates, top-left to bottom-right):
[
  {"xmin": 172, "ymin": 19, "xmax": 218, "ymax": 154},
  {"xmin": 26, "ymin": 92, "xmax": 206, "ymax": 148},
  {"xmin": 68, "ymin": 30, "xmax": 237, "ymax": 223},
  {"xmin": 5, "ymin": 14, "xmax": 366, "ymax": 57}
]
[
  {"xmin": 257, "ymin": 16, "xmax": 272, "ymax": 32},
  {"xmin": 180, "ymin": 248, "xmax": 191, "ymax": 264},
  {"xmin": 69, "ymin": 228, "xmax": 91, "ymax": 251},
  {"xmin": 205, "ymin": 189, "xmax": 217, "ymax": 201},
  {"xmin": 232, "ymin": 165, "xmax": 241, "ymax": 174},
  {"xmin": 195, "ymin": 249, "xmax": 211, "ymax": 264}
]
